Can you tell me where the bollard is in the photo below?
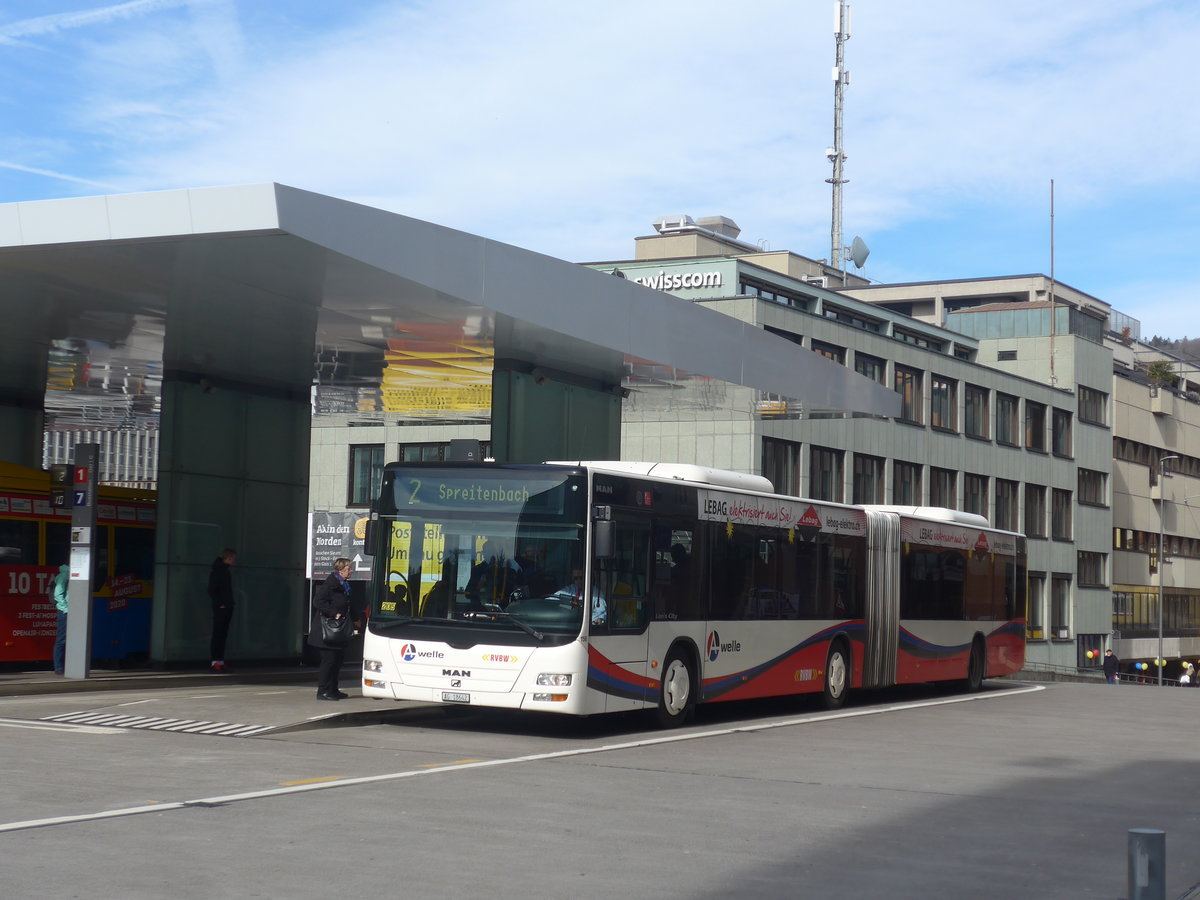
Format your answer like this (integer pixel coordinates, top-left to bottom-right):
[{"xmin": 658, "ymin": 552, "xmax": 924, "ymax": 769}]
[{"xmin": 1128, "ymin": 828, "xmax": 1165, "ymax": 900}]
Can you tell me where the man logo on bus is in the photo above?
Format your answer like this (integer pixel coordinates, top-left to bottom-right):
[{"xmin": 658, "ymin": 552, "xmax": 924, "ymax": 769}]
[{"xmin": 401, "ymin": 643, "xmax": 417, "ymax": 661}]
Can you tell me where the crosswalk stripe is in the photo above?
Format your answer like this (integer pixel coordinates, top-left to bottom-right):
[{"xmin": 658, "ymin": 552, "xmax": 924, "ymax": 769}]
[{"xmin": 40, "ymin": 711, "xmax": 274, "ymax": 737}]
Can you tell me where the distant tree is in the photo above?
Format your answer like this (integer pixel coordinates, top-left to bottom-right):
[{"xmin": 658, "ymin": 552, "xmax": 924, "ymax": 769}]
[{"xmin": 1147, "ymin": 360, "xmax": 1178, "ymax": 388}]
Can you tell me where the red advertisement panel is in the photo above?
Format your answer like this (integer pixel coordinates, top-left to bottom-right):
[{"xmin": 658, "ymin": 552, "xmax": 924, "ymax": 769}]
[{"xmin": 0, "ymin": 565, "xmax": 59, "ymax": 662}]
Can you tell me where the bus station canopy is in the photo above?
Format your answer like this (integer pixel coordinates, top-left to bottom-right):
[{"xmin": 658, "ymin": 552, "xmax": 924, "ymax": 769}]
[{"xmin": 0, "ymin": 182, "xmax": 899, "ymax": 432}]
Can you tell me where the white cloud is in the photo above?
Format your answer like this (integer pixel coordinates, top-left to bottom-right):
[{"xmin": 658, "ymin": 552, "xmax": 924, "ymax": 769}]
[
  {"xmin": 0, "ymin": 0, "xmax": 192, "ymax": 45},
  {"xmin": 0, "ymin": 159, "xmax": 120, "ymax": 189},
  {"xmin": 2, "ymin": 0, "xmax": 1198, "ymax": 332}
]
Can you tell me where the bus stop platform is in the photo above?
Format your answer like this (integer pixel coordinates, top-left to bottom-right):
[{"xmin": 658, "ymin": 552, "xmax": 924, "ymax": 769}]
[{"xmin": 0, "ymin": 663, "xmax": 432, "ymax": 736}]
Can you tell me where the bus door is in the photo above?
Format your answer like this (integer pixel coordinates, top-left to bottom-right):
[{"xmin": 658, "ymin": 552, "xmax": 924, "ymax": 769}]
[
  {"xmin": 591, "ymin": 515, "xmax": 651, "ymax": 711},
  {"xmin": 862, "ymin": 510, "xmax": 900, "ymax": 688}
]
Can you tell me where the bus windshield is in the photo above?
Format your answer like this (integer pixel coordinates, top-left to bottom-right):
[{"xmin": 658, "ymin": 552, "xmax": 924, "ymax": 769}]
[{"xmin": 369, "ymin": 467, "xmax": 589, "ymax": 638}]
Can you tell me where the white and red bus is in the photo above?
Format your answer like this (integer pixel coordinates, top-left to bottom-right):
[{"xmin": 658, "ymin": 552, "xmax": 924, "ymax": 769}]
[{"xmin": 360, "ymin": 461, "xmax": 1025, "ymax": 726}]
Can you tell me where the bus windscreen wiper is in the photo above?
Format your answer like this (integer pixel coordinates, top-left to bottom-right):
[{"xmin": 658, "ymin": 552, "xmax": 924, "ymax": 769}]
[{"xmin": 461, "ymin": 610, "xmax": 544, "ymax": 641}]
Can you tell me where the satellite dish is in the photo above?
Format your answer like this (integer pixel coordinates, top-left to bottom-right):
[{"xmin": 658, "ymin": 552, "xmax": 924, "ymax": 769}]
[{"xmin": 849, "ymin": 236, "xmax": 870, "ymax": 269}]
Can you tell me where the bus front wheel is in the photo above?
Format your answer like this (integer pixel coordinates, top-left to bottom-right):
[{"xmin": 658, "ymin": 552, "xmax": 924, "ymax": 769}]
[
  {"xmin": 823, "ymin": 642, "xmax": 850, "ymax": 710},
  {"xmin": 656, "ymin": 649, "xmax": 694, "ymax": 728}
]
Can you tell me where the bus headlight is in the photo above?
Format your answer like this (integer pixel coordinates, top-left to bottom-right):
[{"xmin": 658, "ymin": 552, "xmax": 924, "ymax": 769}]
[
  {"xmin": 363, "ymin": 659, "xmax": 383, "ymax": 673},
  {"xmin": 536, "ymin": 673, "xmax": 572, "ymax": 687}
]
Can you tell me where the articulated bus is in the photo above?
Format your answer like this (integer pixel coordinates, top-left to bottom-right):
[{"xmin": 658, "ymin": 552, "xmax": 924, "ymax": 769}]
[
  {"xmin": 0, "ymin": 461, "xmax": 156, "ymax": 666},
  {"xmin": 361, "ymin": 461, "xmax": 1026, "ymax": 726}
]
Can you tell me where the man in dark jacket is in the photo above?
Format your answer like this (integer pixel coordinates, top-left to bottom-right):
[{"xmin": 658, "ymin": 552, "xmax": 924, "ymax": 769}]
[
  {"xmin": 1102, "ymin": 648, "xmax": 1119, "ymax": 684},
  {"xmin": 208, "ymin": 548, "xmax": 236, "ymax": 672}
]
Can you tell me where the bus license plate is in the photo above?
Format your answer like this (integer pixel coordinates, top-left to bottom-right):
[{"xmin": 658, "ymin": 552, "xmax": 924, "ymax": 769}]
[{"xmin": 442, "ymin": 691, "xmax": 470, "ymax": 704}]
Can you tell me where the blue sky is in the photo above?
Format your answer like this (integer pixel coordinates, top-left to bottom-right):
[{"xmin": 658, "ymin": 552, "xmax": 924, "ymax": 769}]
[{"xmin": 2, "ymin": 0, "xmax": 1198, "ymax": 339}]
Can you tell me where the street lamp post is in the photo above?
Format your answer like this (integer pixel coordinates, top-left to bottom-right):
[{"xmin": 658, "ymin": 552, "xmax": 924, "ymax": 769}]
[{"xmin": 1157, "ymin": 455, "xmax": 1179, "ymax": 686}]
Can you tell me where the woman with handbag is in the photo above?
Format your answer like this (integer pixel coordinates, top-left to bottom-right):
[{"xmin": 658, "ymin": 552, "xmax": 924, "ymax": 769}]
[{"xmin": 308, "ymin": 557, "xmax": 356, "ymax": 701}]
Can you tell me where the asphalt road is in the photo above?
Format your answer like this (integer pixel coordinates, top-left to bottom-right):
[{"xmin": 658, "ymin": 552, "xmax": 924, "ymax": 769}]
[{"xmin": 0, "ymin": 678, "xmax": 1197, "ymax": 899}]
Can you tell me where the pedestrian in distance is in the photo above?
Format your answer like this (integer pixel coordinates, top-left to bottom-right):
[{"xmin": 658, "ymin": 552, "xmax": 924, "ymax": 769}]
[
  {"xmin": 309, "ymin": 557, "xmax": 356, "ymax": 701},
  {"xmin": 1102, "ymin": 648, "xmax": 1119, "ymax": 685},
  {"xmin": 51, "ymin": 562, "xmax": 70, "ymax": 674},
  {"xmin": 207, "ymin": 548, "xmax": 236, "ymax": 672}
]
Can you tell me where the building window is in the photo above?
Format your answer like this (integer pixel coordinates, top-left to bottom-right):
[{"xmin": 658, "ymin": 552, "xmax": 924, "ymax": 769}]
[
  {"xmin": 894, "ymin": 366, "xmax": 923, "ymax": 424},
  {"xmin": 762, "ymin": 437, "xmax": 802, "ymax": 497},
  {"xmin": 1027, "ymin": 573, "xmax": 1046, "ymax": 640},
  {"xmin": 994, "ymin": 479, "xmax": 1019, "ymax": 531},
  {"xmin": 964, "ymin": 473, "xmax": 988, "ymax": 518},
  {"xmin": 744, "ymin": 281, "xmax": 808, "ymax": 310},
  {"xmin": 398, "ymin": 442, "xmax": 445, "ymax": 462},
  {"xmin": 894, "ymin": 328, "xmax": 943, "ymax": 352},
  {"xmin": 396, "ymin": 441, "xmax": 491, "ymax": 464},
  {"xmin": 996, "ymin": 393, "xmax": 1019, "ymax": 446},
  {"xmin": 348, "ymin": 444, "xmax": 385, "ymax": 506},
  {"xmin": 1113, "ymin": 436, "xmax": 1151, "ymax": 466},
  {"xmin": 1025, "ymin": 401, "xmax": 1047, "ymax": 452},
  {"xmin": 764, "ymin": 325, "xmax": 804, "ymax": 346},
  {"xmin": 854, "ymin": 352, "xmax": 886, "ymax": 384},
  {"xmin": 1078, "ymin": 385, "xmax": 1107, "ymax": 426},
  {"xmin": 1112, "ymin": 527, "xmax": 1133, "ymax": 551},
  {"xmin": 823, "ymin": 304, "xmax": 882, "ymax": 332},
  {"xmin": 930, "ymin": 375, "xmax": 957, "ymax": 432},
  {"xmin": 1050, "ymin": 575, "xmax": 1071, "ymax": 637},
  {"xmin": 964, "ymin": 384, "xmax": 989, "ymax": 439},
  {"xmin": 1024, "ymin": 484, "xmax": 1047, "ymax": 538},
  {"xmin": 1078, "ymin": 468, "xmax": 1108, "ymax": 507},
  {"xmin": 893, "ymin": 461, "xmax": 921, "ymax": 505},
  {"xmin": 1052, "ymin": 488, "xmax": 1072, "ymax": 540},
  {"xmin": 930, "ymin": 467, "xmax": 957, "ymax": 508},
  {"xmin": 810, "ymin": 446, "xmax": 844, "ymax": 502},
  {"xmin": 997, "ymin": 349, "xmax": 1018, "ymax": 361},
  {"xmin": 1052, "ymin": 408, "xmax": 1073, "ymax": 458},
  {"xmin": 852, "ymin": 453, "xmax": 885, "ymax": 504},
  {"xmin": 811, "ymin": 340, "xmax": 845, "ymax": 364},
  {"xmin": 1078, "ymin": 551, "xmax": 1107, "ymax": 587}
]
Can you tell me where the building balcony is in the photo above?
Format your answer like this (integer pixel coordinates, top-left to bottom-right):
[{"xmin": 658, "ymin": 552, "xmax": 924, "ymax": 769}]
[{"xmin": 1151, "ymin": 386, "xmax": 1178, "ymax": 416}]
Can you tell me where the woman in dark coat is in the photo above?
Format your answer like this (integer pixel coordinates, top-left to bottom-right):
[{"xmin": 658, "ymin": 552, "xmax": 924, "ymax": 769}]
[{"xmin": 308, "ymin": 557, "xmax": 354, "ymax": 700}]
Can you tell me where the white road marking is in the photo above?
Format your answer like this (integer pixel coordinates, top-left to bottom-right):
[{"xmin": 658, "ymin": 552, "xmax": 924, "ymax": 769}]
[
  {"xmin": 0, "ymin": 717, "xmax": 126, "ymax": 735},
  {"xmin": 0, "ymin": 684, "xmax": 1044, "ymax": 833},
  {"xmin": 40, "ymin": 711, "xmax": 273, "ymax": 737}
]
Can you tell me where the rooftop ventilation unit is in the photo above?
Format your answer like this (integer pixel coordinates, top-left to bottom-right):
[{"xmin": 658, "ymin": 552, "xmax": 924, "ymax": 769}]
[{"xmin": 652, "ymin": 215, "xmax": 696, "ymax": 233}]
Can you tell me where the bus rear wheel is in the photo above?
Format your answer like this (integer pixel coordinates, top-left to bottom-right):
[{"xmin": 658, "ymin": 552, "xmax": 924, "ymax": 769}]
[
  {"xmin": 823, "ymin": 642, "xmax": 850, "ymax": 710},
  {"xmin": 656, "ymin": 649, "xmax": 694, "ymax": 728},
  {"xmin": 966, "ymin": 640, "xmax": 986, "ymax": 692}
]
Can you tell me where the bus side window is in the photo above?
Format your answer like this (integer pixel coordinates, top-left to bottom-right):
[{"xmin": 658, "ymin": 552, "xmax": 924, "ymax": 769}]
[
  {"xmin": 651, "ymin": 526, "xmax": 695, "ymax": 621},
  {"xmin": 709, "ymin": 523, "xmax": 755, "ymax": 620}
]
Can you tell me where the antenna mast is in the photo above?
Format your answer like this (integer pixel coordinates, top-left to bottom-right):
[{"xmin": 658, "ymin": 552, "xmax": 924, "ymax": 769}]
[
  {"xmin": 1049, "ymin": 178, "xmax": 1057, "ymax": 385},
  {"xmin": 827, "ymin": 1, "xmax": 851, "ymax": 272}
]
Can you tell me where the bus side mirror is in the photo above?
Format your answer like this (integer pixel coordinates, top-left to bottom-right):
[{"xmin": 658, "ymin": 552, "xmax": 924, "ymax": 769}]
[
  {"xmin": 594, "ymin": 520, "xmax": 614, "ymax": 559},
  {"xmin": 363, "ymin": 505, "xmax": 377, "ymax": 557}
]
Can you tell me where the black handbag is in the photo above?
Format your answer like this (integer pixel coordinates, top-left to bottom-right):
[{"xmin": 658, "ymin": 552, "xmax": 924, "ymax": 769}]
[{"xmin": 319, "ymin": 613, "xmax": 354, "ymax": 645}]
